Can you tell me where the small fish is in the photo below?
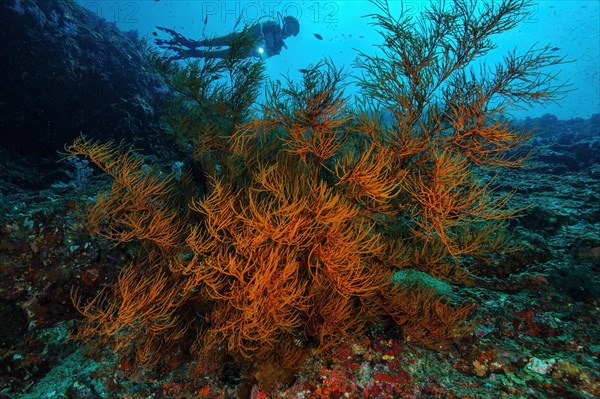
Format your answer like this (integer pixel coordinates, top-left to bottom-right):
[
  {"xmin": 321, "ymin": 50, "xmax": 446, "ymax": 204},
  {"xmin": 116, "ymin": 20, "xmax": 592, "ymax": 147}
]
[
  {"xmin": 313, "ymin": 33, "xmax": 323, "ymax": 40},
  {"xmin": 550, "ymin": 47, "xmax": 560, "ymax": 51},
  {"xmin": 152, "ymin": 31, "xmax": 158, "ymax": 36},
  {"xmin": 299, "ymin": 68, "xmax": 310, "ymax": 74}
]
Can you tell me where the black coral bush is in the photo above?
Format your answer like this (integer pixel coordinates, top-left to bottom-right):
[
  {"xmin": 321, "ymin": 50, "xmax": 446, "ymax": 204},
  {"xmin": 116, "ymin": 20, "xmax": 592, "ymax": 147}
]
[{"xmin": 68, "ymin": 0, "xmax": 565, "ymax": 390}]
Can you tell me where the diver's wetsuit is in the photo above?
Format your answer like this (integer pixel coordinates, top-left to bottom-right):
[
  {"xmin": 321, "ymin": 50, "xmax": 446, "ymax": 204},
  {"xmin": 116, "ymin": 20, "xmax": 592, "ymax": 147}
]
[{"xmin": 156, "ymin": 20, "xmax": 286, "ymax": 59}]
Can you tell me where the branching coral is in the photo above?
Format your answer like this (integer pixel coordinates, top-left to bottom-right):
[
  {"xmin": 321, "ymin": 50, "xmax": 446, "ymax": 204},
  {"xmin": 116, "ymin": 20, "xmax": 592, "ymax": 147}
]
[{"xmin": 68, "ymin": 0, "xmax": 566, "ymax": 391}]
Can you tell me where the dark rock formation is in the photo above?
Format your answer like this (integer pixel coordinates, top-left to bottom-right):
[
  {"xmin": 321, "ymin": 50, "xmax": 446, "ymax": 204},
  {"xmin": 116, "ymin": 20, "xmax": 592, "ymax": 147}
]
[{"xmin": 0, "ymin": 0, "xmax": 167, "ymax": 189}]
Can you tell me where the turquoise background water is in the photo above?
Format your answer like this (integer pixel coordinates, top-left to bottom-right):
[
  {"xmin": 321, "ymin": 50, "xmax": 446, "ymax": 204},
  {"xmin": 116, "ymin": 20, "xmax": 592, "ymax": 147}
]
[{"xmin": 76, "ymin": 0, "xmax": 600, "ymax": 120}]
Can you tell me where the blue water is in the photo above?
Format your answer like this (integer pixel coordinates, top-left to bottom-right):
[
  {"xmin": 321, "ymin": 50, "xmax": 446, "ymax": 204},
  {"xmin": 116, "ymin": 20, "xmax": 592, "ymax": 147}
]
[{"xmin": 76, "ymin": 0, "xmax": 600, "ymax": 120}]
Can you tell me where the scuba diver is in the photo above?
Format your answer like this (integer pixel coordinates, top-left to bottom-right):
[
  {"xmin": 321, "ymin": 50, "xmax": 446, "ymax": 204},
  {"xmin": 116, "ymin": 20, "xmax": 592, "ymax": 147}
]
[{"xmin": 155, "ymin": 15, "xmax": 300, "ymax": 60}]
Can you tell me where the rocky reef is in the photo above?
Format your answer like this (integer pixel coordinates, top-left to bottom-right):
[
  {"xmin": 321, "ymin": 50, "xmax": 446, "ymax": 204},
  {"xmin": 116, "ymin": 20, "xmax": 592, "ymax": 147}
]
[{"xmin": 0, "ymin": 0, "xmax": 169, "ymax": 190}]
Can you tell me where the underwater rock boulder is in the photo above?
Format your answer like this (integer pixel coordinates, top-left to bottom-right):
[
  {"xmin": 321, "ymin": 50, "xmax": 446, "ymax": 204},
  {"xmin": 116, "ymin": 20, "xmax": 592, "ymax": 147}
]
[{"xmin": 0, "ymin": 0, "xmax": 166, "ymax": 188}]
